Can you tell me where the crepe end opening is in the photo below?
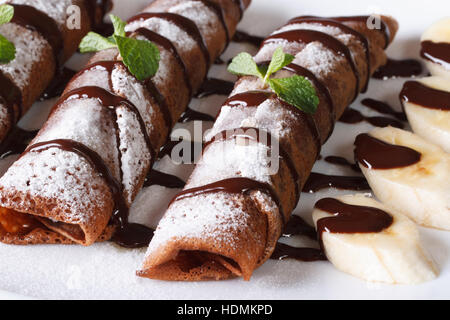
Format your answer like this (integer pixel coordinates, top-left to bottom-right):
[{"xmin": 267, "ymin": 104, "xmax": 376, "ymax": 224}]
[
  {"xmin": 0, "ymin": 206, "xmax": 85, "ymax": 244},
  {"xmin": 137, "ymin": 250, "xmax": 251, "ymax": 281}
]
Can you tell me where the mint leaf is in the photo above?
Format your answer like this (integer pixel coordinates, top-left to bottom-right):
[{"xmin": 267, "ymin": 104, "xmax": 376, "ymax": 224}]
[
  {"xmin": 264, "ymin": 47, "xmax": 294, "ymax": 82},
  {"xmin": 0, "ymin": 4, "xmax": 14, "ymax": 25},
  {"xmin": 79, "ymin": 31, "xmax": 116, "ymax": 53},
  {"xmin": 0, "ymin": 34, "xmax": 15, "ymax": 63},
  {"xmin": 110, "ymin": 14, "xmax": 126, "ymax": 37},
  {"xmin": 227, "ymin": 52, "xmax": 265, "ymax": 79},
  {"xmin": 268, "ymin": 75, "xmax": 319, "ymax": 114},
  {"xmin": 114, "ymin": 35, "xmax": 160, "ymax": 81}
]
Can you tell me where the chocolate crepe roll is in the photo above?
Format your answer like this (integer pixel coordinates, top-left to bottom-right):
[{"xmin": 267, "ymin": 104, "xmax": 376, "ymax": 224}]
[
  {"xmin": 0, "ymin": 0, "xmax": 250, "ymax": 245},
  {"xmin": 138, "ymin": 15, "xmax": 398, "ymax": 281},
  {"xmin": 0, "ymin": 0, "xmax": 111, "ymax": 144}
]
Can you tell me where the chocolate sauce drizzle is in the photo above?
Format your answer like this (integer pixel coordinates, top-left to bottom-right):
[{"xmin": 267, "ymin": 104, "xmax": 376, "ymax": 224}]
[
  {"xmin": 191, "ymin": 0, "xmax": 230, "ymax": 43},
  {"xmin": 224, "ymin": 91, "xmax": 321, "ymax": 156},
  {"xmin": 22, "ymin": 138, "xmax": 154, "ymax": 249},
  {"xmin": 75, "ymin": 60, "xmax": 173, "ymax": 129},
  {"xmin": 128, "ymin": 12, "xmax": 211, "ymax": 68},
  {"xmin": 271, "ymin": 242, "xmax": 326, "ymax": 262},
  {"xmin": 0, "ymin": 3, "xmax": 67, "ymax": 136},
  {"xmin": 0, "ymin": 127, "xmax": 38, "ymax": 159},
  {"xmin": 339, "ymin": 107, "xmax": 404, "ymax": 129},
  {"xmin": 178, "ymin": 107, "xmax": 214, "ymax": 123},
  {"xmin": 354, "ymin": 133, "xmax": 421, "ymax": 169},
  {"xmin": 287, "ymin": 16, "xmax": 371, "ymax": 92},
  {"xmin": 263, "ymin": 29, "xmax": 360, "ymax": 101},
  {"xmin": 133, "ymin": 27, "xmax": 193, "ymax": 97},
  {"xmin": 330, "ymin": 15, "xmax": 390, "ymax": 49},
  {"xmin": 271, "ymin": 215, "xmax": 326, "ymax": 262},
  {"xmin": 282, "ymin": 63, "xmax": 336, "ymax": 135},
  {"xmin": 144, "ymin": 169, "xmax": 186, "ymax": 189},
  {"xmin": 282, "ymin": 215, "xmax": 316, "ymax": 239},
  {"xmin": 361, "ymin": 98, "xmax": 406, "ymax": 121},
  {"xmin": 372, "ymin": 58, "xmax": 423, "ymax": 79},
  {"xmin": 400, "ymin": 81, "xmax": 450, "ymax": 111},
  {"xmin": 40, "ymin": 68, "xmax": 77, "ymax": 101},
  {"xmin": 420, "ymin": 41, "xmax": 450, "ymax": 69},
  {"xmin": 204, "ymin": 127, "xmax": 301, "ymax": 205},
  {"xmin": 315, "ymin": 197, "xmax": 393, "ymax": 250},
  {"xmin": 324, "ymin": 156, "xmax": 361, "ymax": 173},
  {"xmin": 233, "ymin": 30, "xmax": 264, "ymax": 47},
  {"xmin": 170, "ymin": 177, "xmax": 286, "ymax": 225},
  {"xmin": 195, "ymin": 78, "xmax": 234, "ymax": 98},
  {"xmin": 303, "ymin": 172, "xmax": 370, "ymax": 193},
  {"xmin": 157, "ymin": 139, "xmax": 202, "ymax": 163}
]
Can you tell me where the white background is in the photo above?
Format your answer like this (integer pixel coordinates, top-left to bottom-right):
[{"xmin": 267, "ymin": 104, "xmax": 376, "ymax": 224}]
[{"xmin": 0, "ymin": 0, "xmax": 449, "ymax": 299}]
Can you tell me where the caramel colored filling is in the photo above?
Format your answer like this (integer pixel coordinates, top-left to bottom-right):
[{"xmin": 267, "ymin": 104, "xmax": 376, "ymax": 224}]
[
  {"xmin": 0, "ymin": 207, "xmax": 84, "ymax": 241},
  {"xmin": 0, "ymin": 207, "xmax": 43, "ymax": 235}
]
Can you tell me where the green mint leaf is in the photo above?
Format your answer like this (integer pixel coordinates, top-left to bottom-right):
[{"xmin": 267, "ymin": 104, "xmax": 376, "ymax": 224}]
[
  {"xmin": 227, "ymin": 52, "xmax": 265, "ymax": 79},
  {"xmin": 114, "ymin": 35, "xmax": 160, "ymax": 81},
  {"xmin": 269, "ymin": 75, "xmax": 319, "ymax": 114},
  {"xmin": 264, "ymin": 47, "xmax": 294, "ymax": 82},
  {"xmin": 0, "ymin": 34, "xmax": 15, "ymax": 64},
  {"xmin": 79, "ymin": 32, "xmax": 116, "ymax": 53},
  {"xmin": 110, "ymin": 14, "xmax": 126, "ymax": 37},
  {"xmin": 0, "ymin": 4, "xmax": 14, "ymax": 25}
]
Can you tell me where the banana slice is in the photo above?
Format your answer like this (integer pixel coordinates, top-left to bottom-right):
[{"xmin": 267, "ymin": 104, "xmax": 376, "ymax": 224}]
[
  {"xmin": 401, "ymin": 76, "xmax": 450, "ymax": 152},
  {"xmin": 312, "ymin": 194, "xmax": 438, "ymax": 284},
  {"xmin": 421, "ymin": 18, "xmax": 450, "ymax": 78},
  {"xmin": 355, "ymin": 127, "xmax": 450, "ymax": 230}
]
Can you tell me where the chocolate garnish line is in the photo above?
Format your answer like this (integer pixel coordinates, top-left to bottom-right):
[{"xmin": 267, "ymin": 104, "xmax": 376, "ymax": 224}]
[
  {"xmin": 204, "ymin": 127, "xmax": 301, "ymax": 206},
  {"xmin": 128, "ymin": 12, "xmax": 211, "ymax": 68},
  {"xmin": 170, "ymin": 177, "xmax": 286, "ymax": 226},
  {"xmin": 420, "ymin": 40, "xmax": 450, "ymax": 68},
  {"xmin": 133, "ymin": 28, "xmax": 193, "ymax": 97},
  {"xmin": 315, "ymin": 197, "xmax": 393, "ymax": 252},
  {"xmin": 287, "ymin": 16, "xmax": 371, "ymax": 92},
  {"xmin": 400, "ymin": 81, "xmax": 450, "ymax": 111},
  {"xmin": 354, "ymin": 133, "xmax": 421, "ymax": 169},
  {"xmin": 329, "ymin": 15, "xmax": 390, "ymax": 49}
]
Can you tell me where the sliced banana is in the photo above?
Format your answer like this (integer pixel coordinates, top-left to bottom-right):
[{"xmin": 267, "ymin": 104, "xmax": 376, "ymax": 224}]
[
  {"xmin": 357, "ymin": 127, "xmax": 450, "ymax": 230},
  {"xmin": 312, "ymin": 194, "xmax": 438, "ymax": 284},
  {"xmin": 402, "ymin": 76, "xmax": 450, "ymax": 152},
  {"xmin": 421, "ymin": 18, "xmax": 450, "ymax": 78}
]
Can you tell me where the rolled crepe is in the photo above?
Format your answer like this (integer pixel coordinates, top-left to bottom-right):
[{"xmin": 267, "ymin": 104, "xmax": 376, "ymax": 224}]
[
  {"xmin": 138, "ymin": 15, "xmax": 399, "ymax": 281},
  {"xmin": 0, "ymin": 0, "xmax": 111, "ymax": 143},
  {"xmin": 0, "ymin": 0, "xmax": 250, "ymax": 245}
]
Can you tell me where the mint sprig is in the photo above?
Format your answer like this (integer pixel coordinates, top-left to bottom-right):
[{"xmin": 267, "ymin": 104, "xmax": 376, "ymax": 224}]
[
  {"xmin": 79, "ymin": 14, "xmax": 160, "ymax": 81},
  {"xmin": 227, "ymin": 47, "xmax": 319, "ymax": 114},
  {"xmin": 0, "ymin": 4, "xmax": 15, "ymax": 64}
]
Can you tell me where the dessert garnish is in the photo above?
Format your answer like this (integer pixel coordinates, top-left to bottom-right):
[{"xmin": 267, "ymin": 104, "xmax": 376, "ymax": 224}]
[
  {"xmin": 228, "ymin": 47, "xmax": 319, "ymax": 114},
  {"xmin": 79, "ymin": 14, "xmax": 160, "ymax": 81},
  {"xmin": 0, "ymin": 4, "xmax": 15, "ymax": 63}
]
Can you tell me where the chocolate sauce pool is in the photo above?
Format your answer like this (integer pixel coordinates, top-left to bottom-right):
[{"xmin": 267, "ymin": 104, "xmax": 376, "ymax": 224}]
[
  {"xmin": 372, "ymin": 58, "xmax": 423, "ymax": 79},
  {"xmin": 315, "ymin": 198, "xmax": 393, "ymax": 249},
  {"xmin": 354, "ymin": 133, "xmax": 421, "ymax": 169}
]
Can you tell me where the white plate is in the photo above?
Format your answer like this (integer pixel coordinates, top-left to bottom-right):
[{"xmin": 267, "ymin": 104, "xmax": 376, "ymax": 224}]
[{"xmin": 1, "ymin": 0, "xmax": 449, "ymax": 300}]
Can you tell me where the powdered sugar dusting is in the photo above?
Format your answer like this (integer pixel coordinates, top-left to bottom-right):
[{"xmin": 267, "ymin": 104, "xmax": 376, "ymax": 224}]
[
  {"xmin": 189, "ymin": 140, "xmax": 273, "ymax": 188},
  {"xmin": 168, "ymin": 0, "xmax": 220, "ymax": 44},
  {"xmin": 0, "ymin": 23, "xmax": 48, "ymax": 90},
  {"xmin": 32, "ymin": 98, "xmax": 121, "ymax": 180},
  {"xmin": 0, "ymin": 0, "xmax": 74, "ymax": 28},
  {"xmin": 0, "ymin": 148, "xmax": 108, "ymax": 224},
  {"xmin": 125, "ymin": 17, "xmax": 196, "ymax": 56},
  {"xmin": 293, "ymin": 42, "xmax": 341, "ymax": 77},
  {"xmin": 116, "ymin": 107, "xmax": 151, "ymax": 205},
  {"xmin": 146, "ymin": 192, "xmax": 254, "ymax": 255}
]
